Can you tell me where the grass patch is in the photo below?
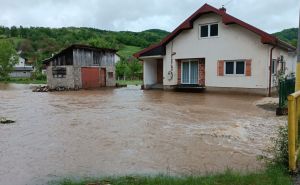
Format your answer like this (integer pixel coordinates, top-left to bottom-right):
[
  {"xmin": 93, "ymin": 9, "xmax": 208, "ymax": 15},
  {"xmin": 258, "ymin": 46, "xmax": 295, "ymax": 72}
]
[
  {"xmin": 116, "ymin": 80, "xmax": 142, "ymax": 86},
  {"xmin": 0, "ymin": 78, "xmax": 46, "ymax": 84},
  {"xmin": 50, "ymin": 166, "xmax": 292, "ymax": 185},
  {"xmin": 117, "ymin": 45, "xmax": 142, "ymax": 58}
]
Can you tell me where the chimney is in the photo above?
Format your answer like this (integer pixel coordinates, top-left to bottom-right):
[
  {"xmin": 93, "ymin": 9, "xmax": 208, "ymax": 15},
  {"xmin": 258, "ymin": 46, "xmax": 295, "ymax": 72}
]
[{"xmin": 219, "ymin": 5, "xmax": 226, "ymax": 13}]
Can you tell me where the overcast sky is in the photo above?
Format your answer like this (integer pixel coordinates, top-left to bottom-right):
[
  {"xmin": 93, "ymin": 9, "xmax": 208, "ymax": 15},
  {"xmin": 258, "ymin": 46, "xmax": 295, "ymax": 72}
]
[{"xmin": 0, "ymin": 0, "xmax": 299, "ymax": 33}]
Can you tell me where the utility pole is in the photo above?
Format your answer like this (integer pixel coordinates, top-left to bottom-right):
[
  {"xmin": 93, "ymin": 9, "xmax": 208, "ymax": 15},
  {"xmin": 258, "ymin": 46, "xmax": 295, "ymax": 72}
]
[{"xmin": 296, "ymin": 9, "xmax": 300, "ymax": 91}]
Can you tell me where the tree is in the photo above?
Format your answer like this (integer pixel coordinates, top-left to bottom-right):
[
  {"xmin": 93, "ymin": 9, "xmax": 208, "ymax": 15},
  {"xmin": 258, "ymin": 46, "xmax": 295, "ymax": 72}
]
[
  {"xmin": 10, "ymin": 26, "xmax": 19, "ymax": 37},
  {"xmin": 115, "ymin": 59, "xmax": 128, "ymax": 80},
  {"xmin": 0, "ymin": 40, "xmax": 18, "ymax": 80},
  {"xmin": 127, "ymin": 59, "xmax": 142, "ymax": 80},
  {"xmin": 87, "ymin": 37, "xmax": 113, "ymax": 49}
]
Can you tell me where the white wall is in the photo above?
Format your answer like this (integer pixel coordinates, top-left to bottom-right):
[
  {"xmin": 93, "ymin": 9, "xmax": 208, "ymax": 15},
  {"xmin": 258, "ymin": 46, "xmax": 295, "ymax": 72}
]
[
  {"xmin": 115, "ymin": 54, "xmax": 121, "ymax": 64},
  {"xmin": 143, "ymin": 59, "xmax": 157, "ymax": 87},
  {"xmin": 163, "ymin": 13, "xmax": 277, "ymax": 89},
  {"xmin": 15, "ymin": 57, "xmax": 26, "ymax": 67},
  {"xmin": 9, "ymin": 71, "xmax": 32, "ymax": 78},
  {"xmin": 273, "ymin": 47, "xmax": 296, "ymax": 75}
]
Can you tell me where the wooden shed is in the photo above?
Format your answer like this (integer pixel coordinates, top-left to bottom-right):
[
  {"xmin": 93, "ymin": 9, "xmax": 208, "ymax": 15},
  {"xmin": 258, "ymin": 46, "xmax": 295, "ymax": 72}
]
[{"xmin": 43, "ymin": 44, "xmax": 119, "ymax": 90}]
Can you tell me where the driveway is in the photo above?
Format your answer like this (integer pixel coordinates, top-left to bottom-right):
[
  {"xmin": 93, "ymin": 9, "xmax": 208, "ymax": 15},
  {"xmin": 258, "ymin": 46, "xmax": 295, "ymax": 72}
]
[{"xmin": 0, "ymin": 84, "xmax": 286, "ymax": 185}]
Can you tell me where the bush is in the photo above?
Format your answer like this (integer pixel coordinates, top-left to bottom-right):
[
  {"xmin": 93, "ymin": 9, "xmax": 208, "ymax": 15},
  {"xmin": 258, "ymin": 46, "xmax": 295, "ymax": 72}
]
[
  {"xmin": 31, "ymin": 72, "xmax": 46, "ymax": 81},
  {"xmin": 259, "ymin": 125, "xmax": 289, "ymax": 169}
]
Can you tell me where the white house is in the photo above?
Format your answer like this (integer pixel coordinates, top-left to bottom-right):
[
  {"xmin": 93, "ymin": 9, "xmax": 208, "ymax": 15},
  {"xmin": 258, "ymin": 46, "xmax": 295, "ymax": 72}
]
[
  {"xmin": 134, "ymin": 4, "xmax": 297, "ymax": 96},
  {"xmin": 9, "ymin": 57, "xmax": 34, "ymax": 78}
]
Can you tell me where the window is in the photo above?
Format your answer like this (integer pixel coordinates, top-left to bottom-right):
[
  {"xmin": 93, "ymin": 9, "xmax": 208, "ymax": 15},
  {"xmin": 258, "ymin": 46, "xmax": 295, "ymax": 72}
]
[
  {"xmin": 52, "ymin": 67, "xmax": 66, "ymax": 78},
  {"xmin": 210, "ymin": 24, "xmax": 218, "ymax": 37},
  {"xmin": 181, "ymin": 60, "xmax": 198, "ymax": 84},
  {"xmin": 200, "ymin": 25, "xmax": 209, "ymax": 37},
  {"xmin": 225, "ymin": 60, "xmax": 245, "ymax": 75},
  {"xmin": 272, "ymin": 59, "xmax": 277, "ymax": 74},
  {"xmin": 108, "ymin": 72, "xmax": 114, "ymax": 79},
  {"xmin": 236, "ymin": 62, "xmax": 245, "ymax": 74},
  {"xmin": 225, "ymin": 62, "xmax": 234, "ymax": 74},
  {"xmin": 200, "ymin": 23, "xmax": 219, "ymax": 38}
]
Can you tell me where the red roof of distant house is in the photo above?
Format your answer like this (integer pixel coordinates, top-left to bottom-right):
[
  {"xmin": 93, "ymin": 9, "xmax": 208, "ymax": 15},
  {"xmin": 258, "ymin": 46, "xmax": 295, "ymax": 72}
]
[{"xmin": 134, "ymin": 3, "xmax": 296, "ymax": 58}]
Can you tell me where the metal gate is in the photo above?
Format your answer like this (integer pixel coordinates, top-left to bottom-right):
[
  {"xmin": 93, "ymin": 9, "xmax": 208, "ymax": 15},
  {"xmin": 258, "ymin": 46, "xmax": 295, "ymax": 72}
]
[{"xmin": 81, "ymin": 67, "xmax": 100, "ymax": 89}]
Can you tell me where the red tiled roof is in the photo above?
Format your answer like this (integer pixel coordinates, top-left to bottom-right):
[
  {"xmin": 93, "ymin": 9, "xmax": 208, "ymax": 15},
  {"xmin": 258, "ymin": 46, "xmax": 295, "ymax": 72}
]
[{"xmin": 134, "ymin": 3, "xmax": 296, "ymax": 58}]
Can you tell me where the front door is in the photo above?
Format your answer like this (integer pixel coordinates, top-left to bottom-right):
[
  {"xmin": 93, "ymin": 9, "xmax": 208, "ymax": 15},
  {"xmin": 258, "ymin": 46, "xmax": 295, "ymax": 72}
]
[
  {"xmin": 157, "ymin": 59, "xmax": 163, "ymax": 84},
  {"xmin": 182, "ymin": 60, "xmax": 198, "ymax": 84}
]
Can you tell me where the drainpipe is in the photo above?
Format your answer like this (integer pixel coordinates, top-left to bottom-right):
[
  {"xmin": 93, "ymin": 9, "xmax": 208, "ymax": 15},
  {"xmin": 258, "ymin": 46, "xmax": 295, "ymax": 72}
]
[{"xmin": 268, "ymin": 46, "xmax": 276, "ymax": 97}]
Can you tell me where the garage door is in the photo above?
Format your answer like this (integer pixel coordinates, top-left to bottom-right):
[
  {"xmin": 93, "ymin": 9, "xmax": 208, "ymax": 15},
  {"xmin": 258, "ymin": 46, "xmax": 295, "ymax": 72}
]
[{"xmin": 81, "ymin": 67, "xmax": 100, "ymax": 89}]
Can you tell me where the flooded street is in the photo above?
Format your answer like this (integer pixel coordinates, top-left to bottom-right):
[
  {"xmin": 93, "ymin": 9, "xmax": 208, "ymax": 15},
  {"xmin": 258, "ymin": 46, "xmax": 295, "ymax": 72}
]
[{"xmin": 0, "ymin": 84, "xmax": 286, "ymax": 185}]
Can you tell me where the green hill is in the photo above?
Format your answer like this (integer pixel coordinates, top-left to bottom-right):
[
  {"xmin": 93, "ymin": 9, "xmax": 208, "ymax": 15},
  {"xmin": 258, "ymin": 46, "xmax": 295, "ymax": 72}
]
[
  {"xmin": 0, "ymin": 26, "xmax": 169, "ymax": 63},
  {"xmin": 273, "ymin": 28, "xmax": 298, "ymax": 47}
]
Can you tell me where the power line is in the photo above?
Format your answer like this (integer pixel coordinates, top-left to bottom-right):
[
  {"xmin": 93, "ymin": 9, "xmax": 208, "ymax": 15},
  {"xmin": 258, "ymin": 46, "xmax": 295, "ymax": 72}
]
[{"xmin": 223, "ymin": 0, "xmax": 234, "ymax": 7}]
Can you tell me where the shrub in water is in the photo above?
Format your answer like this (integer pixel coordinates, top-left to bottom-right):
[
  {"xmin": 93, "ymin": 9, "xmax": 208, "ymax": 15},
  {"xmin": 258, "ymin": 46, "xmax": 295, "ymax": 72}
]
[{"xmin": 259, "ymin": 125, "xmax": 289, "ymax": 169}]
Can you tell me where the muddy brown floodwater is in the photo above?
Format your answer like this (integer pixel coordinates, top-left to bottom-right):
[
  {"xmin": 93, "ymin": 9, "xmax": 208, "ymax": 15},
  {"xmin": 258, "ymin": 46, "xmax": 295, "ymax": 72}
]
[{"xmin": 0, "ymin": 84, "xmax": 286, "ymax": 185}]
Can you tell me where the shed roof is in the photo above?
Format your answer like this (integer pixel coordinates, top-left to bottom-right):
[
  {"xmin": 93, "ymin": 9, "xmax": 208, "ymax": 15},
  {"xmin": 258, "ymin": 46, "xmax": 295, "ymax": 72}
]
[
  {"xmin": 42, "ymin": 44, "xmax": 118, "ymax": 64},
  {"xmin": 134, "ymin": 3, "xmax": 296, "ymax": 58},
  {"xmin": 13, "ymin": 66, "xmax": 34, "ymax": 71}
]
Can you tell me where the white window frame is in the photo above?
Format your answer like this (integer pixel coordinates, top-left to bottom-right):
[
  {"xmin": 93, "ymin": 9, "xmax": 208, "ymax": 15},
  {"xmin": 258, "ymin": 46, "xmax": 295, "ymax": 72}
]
[
  {"xmin": 181, "ymin": 59, "xmax": 199, "ymax": 84},
  {"xmin": 199, "ymin": 23, "xmax": 219, "ymax": 38},
  {"xmin": 224, "ymin": 60, "xmax": 246, "ymax": 76}
]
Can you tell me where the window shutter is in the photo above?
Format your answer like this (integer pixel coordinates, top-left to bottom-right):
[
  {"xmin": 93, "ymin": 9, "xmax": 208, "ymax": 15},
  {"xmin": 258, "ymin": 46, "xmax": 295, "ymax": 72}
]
[
  {"xmin": 245, "ymin": 59, "xmax": 252, "ymax": 76},
  {"xmin": 217, "ymin": 60, "xmax": 224, "ymax": 76}
]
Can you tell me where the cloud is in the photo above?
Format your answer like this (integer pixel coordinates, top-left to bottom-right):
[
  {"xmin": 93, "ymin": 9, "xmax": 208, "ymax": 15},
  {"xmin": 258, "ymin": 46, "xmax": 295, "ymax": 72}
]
[{"xmin": 0, "ymin": 0, "xmax": 298, "ymax": 33}]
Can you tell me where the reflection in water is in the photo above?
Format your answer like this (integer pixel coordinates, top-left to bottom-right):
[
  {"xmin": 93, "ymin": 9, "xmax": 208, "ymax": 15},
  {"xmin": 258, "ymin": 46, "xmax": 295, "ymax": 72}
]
[{"xmin": 0, "ymin": 84, "xmax": 285, "ymax": 185}]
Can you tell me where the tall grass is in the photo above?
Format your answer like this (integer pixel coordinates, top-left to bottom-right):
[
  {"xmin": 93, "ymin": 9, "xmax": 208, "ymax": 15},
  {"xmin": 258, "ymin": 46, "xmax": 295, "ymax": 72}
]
[{"xmin": 51, "ymin": 167, "xmax": 292, "ymax": 185}]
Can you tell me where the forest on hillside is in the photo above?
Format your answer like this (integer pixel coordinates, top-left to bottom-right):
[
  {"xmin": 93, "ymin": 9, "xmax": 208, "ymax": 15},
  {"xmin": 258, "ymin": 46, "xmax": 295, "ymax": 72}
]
[{"xmin": 273, "ymin": 28, "xmax": 298, "ymax": 47}]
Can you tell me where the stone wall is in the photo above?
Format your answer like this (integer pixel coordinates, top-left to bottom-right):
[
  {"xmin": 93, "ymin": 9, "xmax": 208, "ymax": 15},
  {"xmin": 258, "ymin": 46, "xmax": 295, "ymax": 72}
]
[
  {"xmin": 104, "ymin": 65, "xmax": 116, "ymax": 87},
  {"xmin": 47, "ymin": 66, "xmax": 78, "ymax": 89}
]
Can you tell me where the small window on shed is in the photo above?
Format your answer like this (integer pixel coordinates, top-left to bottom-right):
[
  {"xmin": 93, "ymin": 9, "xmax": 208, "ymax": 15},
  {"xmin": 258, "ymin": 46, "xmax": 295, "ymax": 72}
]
[
  {"xmin": 52, "ymin": 67, "xmax": 66, "ymax": 78},
  {"xmin": 108, "ymin": 72, "xmax": 114, "ymax": 79}
]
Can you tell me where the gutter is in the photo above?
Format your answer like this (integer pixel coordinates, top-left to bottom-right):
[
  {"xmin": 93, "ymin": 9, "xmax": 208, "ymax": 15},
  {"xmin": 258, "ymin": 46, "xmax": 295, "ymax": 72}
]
[{"xmin": 268, "ymin": 46, "xmax": 276, "ymax": 97}]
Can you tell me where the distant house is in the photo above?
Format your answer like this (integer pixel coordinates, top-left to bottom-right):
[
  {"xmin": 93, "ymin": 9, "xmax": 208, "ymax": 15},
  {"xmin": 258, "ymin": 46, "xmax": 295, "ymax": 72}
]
[
  {"xmin": 134, "ymin": 4, "xmax": 297, "ymax": 96},
  {"xmin": 43, "ymin": 44, "xmax": 117, "ymax": 89},
  {"xmin": 9, "ymin": 57, "xmax": 34, "ymax": 78}
]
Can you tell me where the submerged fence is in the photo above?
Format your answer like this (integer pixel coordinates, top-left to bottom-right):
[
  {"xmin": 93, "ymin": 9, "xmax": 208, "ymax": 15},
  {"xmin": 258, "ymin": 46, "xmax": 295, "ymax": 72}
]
[
  {"xmin": 279, "ymin": 78, "xmax": 295, "ymax": 108},
  {"xmin": 288, "ymin": 91, "xmax": 300, "ymax": 171}
]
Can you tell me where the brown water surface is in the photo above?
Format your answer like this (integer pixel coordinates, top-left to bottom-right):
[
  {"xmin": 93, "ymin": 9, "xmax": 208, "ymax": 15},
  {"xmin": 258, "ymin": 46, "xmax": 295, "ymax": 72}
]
[{"xmin": 0, "ymin": 84, "xmax": 285, "ymax": 185}]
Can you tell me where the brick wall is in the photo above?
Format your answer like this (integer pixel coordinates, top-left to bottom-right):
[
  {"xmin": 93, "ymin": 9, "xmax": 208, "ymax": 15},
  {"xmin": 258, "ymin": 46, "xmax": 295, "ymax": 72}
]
[
  {"xmin": 177, "ymin": 60, "xmax": 181, "ymax": 84},
  {"xmin": 199, "ymin": 60, "xmax": 205, "ymax": 86}
]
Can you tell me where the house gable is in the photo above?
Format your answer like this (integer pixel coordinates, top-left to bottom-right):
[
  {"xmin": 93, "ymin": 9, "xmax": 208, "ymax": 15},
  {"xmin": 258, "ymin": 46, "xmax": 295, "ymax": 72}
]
[
  {"xmin": 134, "ymin": 3, "xmax": 296, "ymax": 58},
  {"xmin": 161, "ymin": 12, "xmax": 272, "ymax": 89}
]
